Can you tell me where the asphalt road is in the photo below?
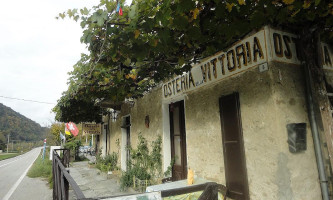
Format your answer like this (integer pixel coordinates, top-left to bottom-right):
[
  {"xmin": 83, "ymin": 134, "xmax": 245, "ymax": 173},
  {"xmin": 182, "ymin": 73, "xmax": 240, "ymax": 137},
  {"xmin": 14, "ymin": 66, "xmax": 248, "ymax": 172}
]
[{"xmin": 0, "ymin": 147, "xmax": 52, "ymax": 200}]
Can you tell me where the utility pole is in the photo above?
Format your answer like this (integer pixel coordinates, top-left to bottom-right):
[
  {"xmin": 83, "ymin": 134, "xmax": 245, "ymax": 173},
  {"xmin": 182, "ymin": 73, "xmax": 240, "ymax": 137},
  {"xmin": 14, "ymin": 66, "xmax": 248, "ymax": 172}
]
[{"xmin": 7, "ymin": 134, "xmax": 9, "ymax": 153}]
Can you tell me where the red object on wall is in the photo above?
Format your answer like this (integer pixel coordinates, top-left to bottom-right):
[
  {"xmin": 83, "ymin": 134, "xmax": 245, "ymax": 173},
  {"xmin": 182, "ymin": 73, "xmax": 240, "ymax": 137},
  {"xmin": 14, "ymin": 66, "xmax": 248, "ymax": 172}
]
[{"xmin": 66, "ymin": 122, "xmax": 79, "ymax": 136}]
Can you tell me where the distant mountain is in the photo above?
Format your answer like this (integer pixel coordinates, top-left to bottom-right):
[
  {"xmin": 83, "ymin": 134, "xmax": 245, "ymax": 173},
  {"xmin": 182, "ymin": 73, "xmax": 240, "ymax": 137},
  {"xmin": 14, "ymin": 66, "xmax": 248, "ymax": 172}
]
[{"xmin": 0, "ymin": 103, "xmax": 48, "ymax": 148}]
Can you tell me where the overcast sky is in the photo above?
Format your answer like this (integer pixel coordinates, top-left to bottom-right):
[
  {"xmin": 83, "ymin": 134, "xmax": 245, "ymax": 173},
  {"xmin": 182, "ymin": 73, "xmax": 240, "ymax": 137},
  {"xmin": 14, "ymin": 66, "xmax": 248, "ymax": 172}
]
[{"xmin": 0, "ymin": 0, "xmax": 101, "ymax": 127}]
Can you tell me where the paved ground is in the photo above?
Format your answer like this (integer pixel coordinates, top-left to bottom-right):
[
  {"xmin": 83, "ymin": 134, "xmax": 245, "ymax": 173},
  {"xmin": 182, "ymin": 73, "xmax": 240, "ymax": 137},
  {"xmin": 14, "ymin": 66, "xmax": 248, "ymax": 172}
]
[
  {"xmin": 10, "ymin": 176, "xmax": 52, "ymax": 200},
  {"xmin": 69, "ymin": 160, "xmax": 137, "ymax": 199},
  {"xmin": 0, "ymin": 147, "xmax": 50, "ymax": 200},
  {"xmin": 0, "ymin": 149, "xmax": 136, "ymax": 200}
]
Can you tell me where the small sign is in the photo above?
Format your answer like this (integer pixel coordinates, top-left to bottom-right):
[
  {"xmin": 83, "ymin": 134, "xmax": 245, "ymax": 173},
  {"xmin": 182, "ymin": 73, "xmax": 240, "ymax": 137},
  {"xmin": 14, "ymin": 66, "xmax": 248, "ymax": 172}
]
[
  {"xmin": 83, "ymin": 123, "xmax": 101, "ymax": 135},
  {"xmin": 287, "ymin": 123, "xmax": 307, "ymax": 153},
  {"xmin": 49, "ymin": 146, "xmax": 61, "ymax": 160},
  {"xmin": 258, "ymin": 63, "xmax": 268, "ymax": 72}
]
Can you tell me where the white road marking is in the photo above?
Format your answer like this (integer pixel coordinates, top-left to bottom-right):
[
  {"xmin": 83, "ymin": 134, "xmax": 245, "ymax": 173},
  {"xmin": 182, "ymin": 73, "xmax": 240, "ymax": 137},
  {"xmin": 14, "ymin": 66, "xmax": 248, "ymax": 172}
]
[
  {"xmin": 0, "ymin": 151, "xmax": 34, "ymax": 168},
  {"xmin": 2, "ymin": 150, "xmax": 40, "ymax": 200}
]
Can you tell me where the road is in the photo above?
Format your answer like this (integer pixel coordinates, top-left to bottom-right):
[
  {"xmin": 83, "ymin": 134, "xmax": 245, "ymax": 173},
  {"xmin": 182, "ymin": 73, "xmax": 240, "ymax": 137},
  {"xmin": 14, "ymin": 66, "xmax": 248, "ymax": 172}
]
[{"xmin": 0, "ymin": 147, "xmax": 52, "ymax": 200}]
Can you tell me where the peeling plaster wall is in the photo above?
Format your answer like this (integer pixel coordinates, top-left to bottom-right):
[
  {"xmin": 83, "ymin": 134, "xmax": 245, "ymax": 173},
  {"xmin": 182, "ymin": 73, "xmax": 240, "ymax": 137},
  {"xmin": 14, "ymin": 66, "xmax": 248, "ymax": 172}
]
[
  {"xmin": 268, "ymin": 62, "xmax": 321, "ymax": 200},
  {"xmin": 185, "ymin": 63, "xmax": 275, "ymax": 186},
  {"xmin": 184, "ymin": 62, "xmax": 320, "ymax": 199},
  {"xmin": 106, "ymin": 62, "xmax": 321, "ymax": 199}
]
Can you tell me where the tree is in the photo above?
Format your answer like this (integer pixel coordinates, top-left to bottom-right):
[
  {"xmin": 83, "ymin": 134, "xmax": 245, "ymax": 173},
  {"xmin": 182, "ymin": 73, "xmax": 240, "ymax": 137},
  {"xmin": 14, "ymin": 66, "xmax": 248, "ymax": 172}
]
[
  {"xmin": 53, "ymin": 0, "xmax": 333, "ymax": 122},
  {"xmin": 47, "ymin": 122, "xmax": 66, "ymax": 146},
  {"xmin": 0, "ymin": 131, "xmax": 5, "ymax": 150}
]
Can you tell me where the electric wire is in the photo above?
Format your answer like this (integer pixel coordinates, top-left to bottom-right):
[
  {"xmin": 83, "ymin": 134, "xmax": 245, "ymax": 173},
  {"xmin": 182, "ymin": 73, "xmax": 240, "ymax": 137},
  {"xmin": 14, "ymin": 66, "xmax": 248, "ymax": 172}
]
[{"xmin": 0, "ymin": 95, "xmax": 55, "ymax": 105}]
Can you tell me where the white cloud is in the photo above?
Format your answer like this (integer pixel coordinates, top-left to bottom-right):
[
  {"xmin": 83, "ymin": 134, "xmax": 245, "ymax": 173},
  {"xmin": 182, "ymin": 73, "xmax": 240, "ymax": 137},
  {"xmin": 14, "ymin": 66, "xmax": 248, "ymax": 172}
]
[{"xmin": 0, "ymin": 0, "xmax": 100, "ymax": 126}]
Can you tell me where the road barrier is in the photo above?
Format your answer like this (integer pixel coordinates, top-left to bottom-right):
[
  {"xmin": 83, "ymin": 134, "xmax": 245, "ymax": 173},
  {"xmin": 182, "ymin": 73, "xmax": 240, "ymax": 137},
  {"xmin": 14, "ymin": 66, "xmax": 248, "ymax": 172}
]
[
  {"xmin": 52, "ymin": 149, "xmax": 228, "ymax": 200},
  {"xmin": 52, "ymin": 149, "xmax": 86, "ymax": 200}
]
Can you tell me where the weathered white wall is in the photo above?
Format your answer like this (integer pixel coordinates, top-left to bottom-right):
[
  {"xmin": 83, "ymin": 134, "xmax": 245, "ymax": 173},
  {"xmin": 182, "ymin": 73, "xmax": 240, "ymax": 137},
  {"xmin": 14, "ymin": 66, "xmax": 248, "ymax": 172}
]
[
  {"xmin": 106, "ymin": 62, "xmax": 321, "ymax": 199},
  {"xmin": 266, "ymin": 62, "xmax": 320, "ymax": 200},
  {"xmin": 183, "ymin": 62, "xmax": 320, "ymax": 199},
  {"xmin": 108, "ymin": 88, "xmax": 164, "ymax": 172}
]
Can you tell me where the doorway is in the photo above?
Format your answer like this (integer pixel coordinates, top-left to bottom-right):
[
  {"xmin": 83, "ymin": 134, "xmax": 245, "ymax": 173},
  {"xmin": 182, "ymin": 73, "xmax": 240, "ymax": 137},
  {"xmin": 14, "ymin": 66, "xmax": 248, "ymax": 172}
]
[
  {"xmin": 169, "ymin": 100, "xmax": 187, "ymax": 181},
  {"xmin": 219, "ymin": 93, "xmax": 249, "ymax": 200}
]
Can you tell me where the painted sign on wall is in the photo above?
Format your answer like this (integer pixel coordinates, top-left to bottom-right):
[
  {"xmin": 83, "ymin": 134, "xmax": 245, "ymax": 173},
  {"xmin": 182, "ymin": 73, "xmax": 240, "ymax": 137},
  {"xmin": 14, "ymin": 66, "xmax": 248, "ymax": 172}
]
[
  {"xmin": 83, "ymin": 123, "xmax": 101, "ymax": 135},
  {"xmin": 267, "ymin": 28, "xmax": 301, "ymax": 65},
  {"xmin": 162, "ymin": 26, "xmax": 333, "ymax": 100},
  {"xmin": 163, "ymin": 30, "xmax": 267, "ymax": 99}
]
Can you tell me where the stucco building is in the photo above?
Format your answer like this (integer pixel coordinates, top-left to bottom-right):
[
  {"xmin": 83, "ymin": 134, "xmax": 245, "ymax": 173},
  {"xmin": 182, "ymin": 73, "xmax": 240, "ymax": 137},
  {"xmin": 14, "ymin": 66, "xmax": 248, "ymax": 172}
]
[{"xmin": 97, "ymin": 26, "xmax": 333, "ymax": 199}]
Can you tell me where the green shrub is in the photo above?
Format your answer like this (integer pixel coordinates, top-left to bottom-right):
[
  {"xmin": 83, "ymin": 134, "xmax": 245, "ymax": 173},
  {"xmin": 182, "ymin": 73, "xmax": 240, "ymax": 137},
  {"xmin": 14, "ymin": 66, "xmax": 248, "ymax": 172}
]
[
  {"xmin": 120, "ymin": 134, "xmax": 162, "ymax": 190},
  {"xmin": 120, "ymin": 165, "xmax": 151, "ymax": 189},
  {"xmin": 63, "ymin": 139, "xmax": 81, "ymax": 161},
  {"xmin": 96, "ymin": 152, "xmax": 119, "ymax": 172}
]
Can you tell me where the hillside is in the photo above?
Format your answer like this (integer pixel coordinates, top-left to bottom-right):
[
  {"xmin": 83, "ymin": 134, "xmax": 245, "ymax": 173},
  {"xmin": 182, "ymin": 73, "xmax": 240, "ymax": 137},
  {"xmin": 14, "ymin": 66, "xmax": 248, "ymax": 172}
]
[{"xmin": 0, "ymin": 103, "xmax": 48, "ymax": 148}]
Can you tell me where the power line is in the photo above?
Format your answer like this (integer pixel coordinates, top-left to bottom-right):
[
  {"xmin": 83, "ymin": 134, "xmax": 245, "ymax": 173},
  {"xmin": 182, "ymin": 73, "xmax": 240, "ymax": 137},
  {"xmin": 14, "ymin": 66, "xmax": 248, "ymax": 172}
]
[{"xmin": 0, "ymin": 95, "xmax": 55, "ymax": 105}]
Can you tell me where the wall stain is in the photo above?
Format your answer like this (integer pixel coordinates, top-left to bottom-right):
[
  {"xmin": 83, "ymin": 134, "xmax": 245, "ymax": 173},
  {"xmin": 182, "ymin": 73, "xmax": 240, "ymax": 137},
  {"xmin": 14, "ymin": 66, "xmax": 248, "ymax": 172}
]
[
  {"xmin": 289, "ymin": 98, "xmax": 296, "ymax": 106},
  {"xmin": 276, "ymin": 152, "xmax": 294, "ymax": 200}
]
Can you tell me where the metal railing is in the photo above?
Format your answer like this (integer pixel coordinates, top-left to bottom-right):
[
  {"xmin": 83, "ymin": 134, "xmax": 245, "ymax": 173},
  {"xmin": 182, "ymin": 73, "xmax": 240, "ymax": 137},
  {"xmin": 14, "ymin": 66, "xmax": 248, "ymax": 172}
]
[
  {"xmin": 161, "ymin": 182, "xmax": 228, "ymax": 200},
  {"xmin": 52, "ymin": 149, "xmax": 87, "ymax": 200},
  {"xmin": 52, "ymin": 149, "xmax": 228, "ymax": 200}
]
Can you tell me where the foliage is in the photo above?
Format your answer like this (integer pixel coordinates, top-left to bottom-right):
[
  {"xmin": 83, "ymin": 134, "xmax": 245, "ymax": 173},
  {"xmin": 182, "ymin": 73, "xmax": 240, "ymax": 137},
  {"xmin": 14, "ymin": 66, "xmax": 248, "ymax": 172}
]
[
  {"xmin": 46, "ymin": 122, "xmax": 89, "ymax": 148},
  {"xmin": 120, "ymin": 165, "xmax": 152, "ymax": 189},
  {"xmin": 47, "ymin": 122, "xmax": 65, "ymax": 146},
  {"xmin": 63, "ymin": 139, "xmax": 82, "ymax": 161},
  {"xmin": 0, "ymin": 131, "xmax": 5, "ymax": 150},
  {"xmin": 96, "ymin": 151, "xmax": 119, "ymax": 172},
  {"xmin": 0, "ymin": 103, "xmax": 48, "ymax": 147},
  {"xmin": 27, "ymin": 148, "xmax": 53, "ymax": 188},
  {"xmin": 5, "ymin": 141, "xmax": 43, "ymax": 153},
  {"xmin": 53, "ymin": 93, "xmax": 105, "ymax": 123},
  {"xmin": 120, "ymin": 134, "xmax": 162, "ymax": 189},
  {"xmin": 54, "ymin": 0, "xmax": 333, "ymax": 122},
  {"xmin": 164, "ymin": 158, "xmax": 175, "ymax": 177},
  {"xmin": 95, "ymin": 138, "xmax": 120, "ymax": 172}
]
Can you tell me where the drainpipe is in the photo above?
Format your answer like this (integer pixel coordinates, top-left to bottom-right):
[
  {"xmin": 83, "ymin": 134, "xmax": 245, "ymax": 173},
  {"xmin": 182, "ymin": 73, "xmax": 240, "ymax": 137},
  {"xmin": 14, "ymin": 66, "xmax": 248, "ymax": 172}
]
[{"xmin": 302, "ymin": 30, "xmax": 329, "ymax": 200}]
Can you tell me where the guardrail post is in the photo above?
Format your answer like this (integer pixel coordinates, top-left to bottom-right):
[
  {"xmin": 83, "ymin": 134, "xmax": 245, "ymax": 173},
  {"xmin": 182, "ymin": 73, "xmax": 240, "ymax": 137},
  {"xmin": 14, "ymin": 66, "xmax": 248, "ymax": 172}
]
[
  {"xmin": 53, "ymin": 149, "xmax": 87, "ymax": 200},
  {"xmin": 64, "ymin": 169, "xmax": 69, "ymax": 200},
  {"xmin": 57, "ymin": 164, "xmax": 62, "ymax": 199}
]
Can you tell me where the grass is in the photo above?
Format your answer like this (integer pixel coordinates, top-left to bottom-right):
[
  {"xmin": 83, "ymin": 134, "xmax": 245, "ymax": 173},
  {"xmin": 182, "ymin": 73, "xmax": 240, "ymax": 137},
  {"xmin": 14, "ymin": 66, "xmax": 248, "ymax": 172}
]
[
  {"xmin": 27, "ymin": 149, "xmax": 53, "ymax": 188},
  {"xmin": 0, "ymin": 153, "xmax": 19, "ymax": 161}
]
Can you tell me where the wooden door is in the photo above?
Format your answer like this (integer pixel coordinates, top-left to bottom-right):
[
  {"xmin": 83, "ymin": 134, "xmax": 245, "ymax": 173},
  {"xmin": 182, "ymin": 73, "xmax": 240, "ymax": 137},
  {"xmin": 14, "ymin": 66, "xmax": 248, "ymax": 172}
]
[
  {"xmin": 219, "ymin": 93, "xmax": 249, "ymax": 200},
  {"xmin": 169, "ymin": 101, "xmax": 187, "ymax": 181}
]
